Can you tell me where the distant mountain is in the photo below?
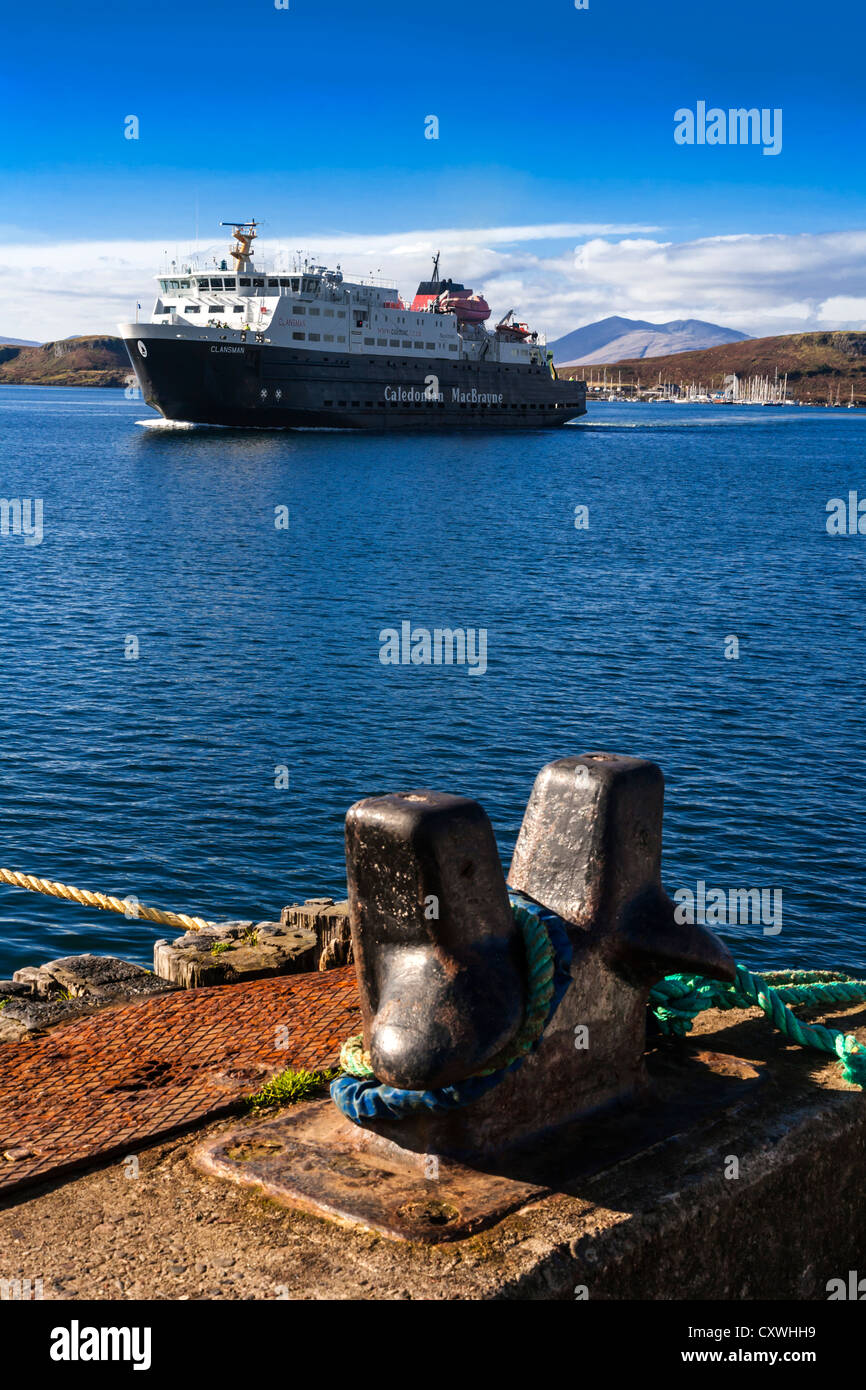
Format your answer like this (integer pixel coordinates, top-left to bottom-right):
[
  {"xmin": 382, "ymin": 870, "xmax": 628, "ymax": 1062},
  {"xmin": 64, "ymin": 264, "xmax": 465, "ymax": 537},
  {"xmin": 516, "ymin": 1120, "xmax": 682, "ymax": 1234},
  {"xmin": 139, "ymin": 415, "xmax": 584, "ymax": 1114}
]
[
  {"xmin": 550, "ymin": 316, "xmax": 749, "ymax": 366},
  {"xmin": 0, "ymin": 336, "xmax": 131, "ymax": 387},
  {"xmin": 0, "ymin": 335, "xmax": 40, "ymax": 346},
  {"xmin": 556, "ymin": 331, "xmax": 866, "ymax": 404}
]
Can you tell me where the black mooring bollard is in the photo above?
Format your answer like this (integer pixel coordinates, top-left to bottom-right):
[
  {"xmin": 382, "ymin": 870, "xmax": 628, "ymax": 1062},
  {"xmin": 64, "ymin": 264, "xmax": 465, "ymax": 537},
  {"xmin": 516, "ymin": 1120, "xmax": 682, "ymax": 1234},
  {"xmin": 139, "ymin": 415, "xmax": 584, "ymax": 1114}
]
[
  {"xmin": 509, "ymin": 754, "xmax": 736, "ymax": 985},
  {"xmin": 344, "ymin": 790, "xmax": 526, "ymax": 1090},
  {"xmin": 342, "ymin": 753, "xmax": 735, "ymax": 1159},
  {"xmin": 195, "ymin": 753, "xmax": 740, "ymax": 1242}
]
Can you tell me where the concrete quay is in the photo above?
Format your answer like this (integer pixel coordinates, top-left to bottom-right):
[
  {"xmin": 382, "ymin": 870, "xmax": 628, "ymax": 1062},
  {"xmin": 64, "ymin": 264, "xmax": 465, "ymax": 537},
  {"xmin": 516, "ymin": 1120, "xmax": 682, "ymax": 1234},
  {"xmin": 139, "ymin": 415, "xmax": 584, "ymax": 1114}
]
[{"xmin": 1, "ymin": 1001, "xmax": 863, "ymax": 1300}]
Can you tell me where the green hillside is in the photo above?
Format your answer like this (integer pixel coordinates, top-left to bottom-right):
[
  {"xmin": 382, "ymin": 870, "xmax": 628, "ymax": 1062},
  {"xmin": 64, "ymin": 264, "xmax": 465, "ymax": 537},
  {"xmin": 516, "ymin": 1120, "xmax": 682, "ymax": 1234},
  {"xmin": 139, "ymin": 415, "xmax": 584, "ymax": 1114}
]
[
  {"xmin": 0, "ymin": 336, "xmax": 131, "ymax": 387},
  {"xmin": 557, "ymin": 331, "xmax": 866, "ymax": 404}
]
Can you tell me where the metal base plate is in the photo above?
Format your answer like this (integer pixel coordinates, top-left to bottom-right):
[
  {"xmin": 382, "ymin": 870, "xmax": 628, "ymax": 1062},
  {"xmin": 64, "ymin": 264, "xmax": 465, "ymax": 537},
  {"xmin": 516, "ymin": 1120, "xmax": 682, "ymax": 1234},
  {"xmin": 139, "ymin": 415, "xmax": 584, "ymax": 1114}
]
[
  {"xmin": 193, "ymin": 1100, "xmax": 545, "ymax": 1241},
  {"xmin": 193, "ymin": 1048, "xmax": 764, "ymax": 1243}
]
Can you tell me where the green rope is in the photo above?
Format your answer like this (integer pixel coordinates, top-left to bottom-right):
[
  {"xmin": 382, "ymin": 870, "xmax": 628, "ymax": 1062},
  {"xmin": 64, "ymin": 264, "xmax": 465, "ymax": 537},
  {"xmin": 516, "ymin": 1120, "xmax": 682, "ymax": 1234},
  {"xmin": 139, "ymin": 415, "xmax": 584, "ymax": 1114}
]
[
  {"xmin": 341, "ymin": 937, "xmax": 866, "ymax": 1094},
  {"xmin": 472, "ymin": 904, "xmax": 557, "ymax": 1076},
  {"xmin": 650, "ymin": 962, "xmax": 866, "ymax": 1087},
  {"xmin": 339, "ymin": 1034, "xmax": 374, "ymax": 1078},
  {"xmin": 339, "ymin": 903, "xmax": 556, "ymax": 1082}
]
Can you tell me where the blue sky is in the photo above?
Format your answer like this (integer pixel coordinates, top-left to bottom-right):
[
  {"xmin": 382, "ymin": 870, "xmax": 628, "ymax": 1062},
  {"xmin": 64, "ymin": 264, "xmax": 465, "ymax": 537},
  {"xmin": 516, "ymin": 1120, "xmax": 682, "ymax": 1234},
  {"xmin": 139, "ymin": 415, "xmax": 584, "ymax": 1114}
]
[{"xmin": 2, "ymin": 0, "xmax": 865, "ymax": 338}]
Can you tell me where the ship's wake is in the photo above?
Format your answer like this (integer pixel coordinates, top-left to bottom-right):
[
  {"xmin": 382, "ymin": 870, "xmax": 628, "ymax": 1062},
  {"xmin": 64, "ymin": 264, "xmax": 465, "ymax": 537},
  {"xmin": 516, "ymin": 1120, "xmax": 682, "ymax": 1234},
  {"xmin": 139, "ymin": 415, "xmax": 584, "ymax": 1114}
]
[
  {"xmin": 136, "ymin": 418, "xmax": 198, "ymax": 430},
  {"xmin": 135, "ymin": 419, "xmax": 354, "ymax": 433}
]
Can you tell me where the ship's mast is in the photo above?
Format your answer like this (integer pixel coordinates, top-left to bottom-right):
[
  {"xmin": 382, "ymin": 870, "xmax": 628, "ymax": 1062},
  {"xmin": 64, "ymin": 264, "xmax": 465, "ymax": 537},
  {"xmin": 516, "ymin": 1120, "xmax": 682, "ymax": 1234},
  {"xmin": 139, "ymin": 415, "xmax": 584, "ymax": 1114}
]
[{"xmin": 220, "ymin": 220, "xmax": 258, "ymax": 273}]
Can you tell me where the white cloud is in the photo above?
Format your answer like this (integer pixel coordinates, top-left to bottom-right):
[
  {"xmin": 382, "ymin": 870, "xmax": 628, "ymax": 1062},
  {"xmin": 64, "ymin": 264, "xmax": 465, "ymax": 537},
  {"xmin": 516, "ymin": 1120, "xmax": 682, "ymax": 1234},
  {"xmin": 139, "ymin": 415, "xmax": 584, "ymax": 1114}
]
[
  {"xmin": 2, "ymin": 224, "xmax": 866, "ymax": 342},
  {"xmin": 561, "ymin": 231, "xmax": 866, "ymax": 335},
  {"xmin": 816, "ymin": 296, "xmax": 866, "ymax": 324}
]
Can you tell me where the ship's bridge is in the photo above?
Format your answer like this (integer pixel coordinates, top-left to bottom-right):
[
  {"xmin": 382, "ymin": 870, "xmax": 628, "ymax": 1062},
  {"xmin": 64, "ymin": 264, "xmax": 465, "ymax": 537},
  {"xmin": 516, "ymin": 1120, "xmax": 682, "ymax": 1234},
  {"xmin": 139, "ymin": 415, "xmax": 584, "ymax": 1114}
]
[{"xmin": 149, "ymin": 256, "xmax": 402, "ymax": 336}]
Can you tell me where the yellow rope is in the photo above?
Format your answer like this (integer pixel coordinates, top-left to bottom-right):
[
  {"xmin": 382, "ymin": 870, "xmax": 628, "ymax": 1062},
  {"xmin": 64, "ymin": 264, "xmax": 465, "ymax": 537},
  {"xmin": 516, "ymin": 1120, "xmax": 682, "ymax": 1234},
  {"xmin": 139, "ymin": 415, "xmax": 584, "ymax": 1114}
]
[{"xmin": 0, "ymin": 868, "xmax": 214, "ymax": 933}]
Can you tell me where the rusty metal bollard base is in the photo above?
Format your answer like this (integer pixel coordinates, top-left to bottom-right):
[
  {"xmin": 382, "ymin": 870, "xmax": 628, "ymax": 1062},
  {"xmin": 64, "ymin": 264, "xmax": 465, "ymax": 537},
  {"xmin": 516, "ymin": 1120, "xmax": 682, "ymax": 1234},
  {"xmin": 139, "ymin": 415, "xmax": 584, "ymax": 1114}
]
[
  {"xmin": 192, "ymin": 1044, "xmax": 764, "ymax": 1243},
  {"xmin": 193, "ymin": 1099, "xmax": 545, "ymax": 1242}
]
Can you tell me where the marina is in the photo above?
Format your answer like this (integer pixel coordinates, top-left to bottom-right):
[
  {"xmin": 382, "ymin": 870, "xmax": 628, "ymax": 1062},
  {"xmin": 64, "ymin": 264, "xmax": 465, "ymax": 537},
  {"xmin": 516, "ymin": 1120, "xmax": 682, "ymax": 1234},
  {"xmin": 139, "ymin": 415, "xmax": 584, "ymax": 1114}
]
[{"xmin": 580, "ymin": 367, "xmax": 802, "ymax": 405}]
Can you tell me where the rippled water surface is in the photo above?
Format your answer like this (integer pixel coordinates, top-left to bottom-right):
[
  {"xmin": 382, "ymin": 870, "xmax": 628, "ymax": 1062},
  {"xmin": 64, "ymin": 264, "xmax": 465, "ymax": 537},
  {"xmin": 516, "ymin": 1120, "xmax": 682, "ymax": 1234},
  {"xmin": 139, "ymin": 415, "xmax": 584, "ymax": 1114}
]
[{"xmin": 1, "ymin": 385, "xmax": 865, "ymax": 977}]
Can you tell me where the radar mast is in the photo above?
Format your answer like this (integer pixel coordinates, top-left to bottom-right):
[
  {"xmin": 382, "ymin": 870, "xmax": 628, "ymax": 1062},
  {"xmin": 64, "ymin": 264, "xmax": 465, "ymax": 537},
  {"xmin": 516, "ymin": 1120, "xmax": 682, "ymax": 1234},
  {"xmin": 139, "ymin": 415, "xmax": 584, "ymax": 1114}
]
[{"xmin": 220, "ymin": 220, "xmax": 258, "ymax": 273}]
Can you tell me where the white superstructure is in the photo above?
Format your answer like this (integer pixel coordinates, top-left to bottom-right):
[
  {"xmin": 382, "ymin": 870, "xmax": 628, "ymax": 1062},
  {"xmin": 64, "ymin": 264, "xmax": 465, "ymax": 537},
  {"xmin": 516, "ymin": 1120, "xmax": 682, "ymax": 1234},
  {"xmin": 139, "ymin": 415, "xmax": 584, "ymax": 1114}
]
[{"xmin": 144, "ymin": 223, "xmax": 549, "ymax": 368}]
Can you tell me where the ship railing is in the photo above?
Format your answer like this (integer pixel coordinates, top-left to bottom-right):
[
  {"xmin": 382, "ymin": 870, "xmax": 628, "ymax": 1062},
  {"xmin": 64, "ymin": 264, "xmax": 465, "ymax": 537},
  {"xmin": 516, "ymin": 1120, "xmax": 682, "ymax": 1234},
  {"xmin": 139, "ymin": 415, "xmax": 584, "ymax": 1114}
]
[{"xmin": 340, "ymin": 271, "xmax": 397, "ymax": 288}]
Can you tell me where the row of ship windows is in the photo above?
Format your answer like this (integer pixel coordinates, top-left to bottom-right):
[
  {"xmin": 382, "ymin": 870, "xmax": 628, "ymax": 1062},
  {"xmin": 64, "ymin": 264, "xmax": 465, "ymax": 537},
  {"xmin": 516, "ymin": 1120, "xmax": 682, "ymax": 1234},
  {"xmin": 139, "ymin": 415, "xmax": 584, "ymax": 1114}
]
[
  {"xmin": 285, "ymin": 334, "xmax": 459, "ymax": 351},
  {"xmin": 319, "ymin": 400, "xmax": 579, "ymax": 409},
  {"xmin": 289, "ymin": 332, "xmax": 456, "ymax": 349},
  {"xmin": 161, "ymin": 305, "xmax": 243, "ymax": 315},
  {"xmin": 164, "ymin": 304, "xmax": 351, "ymax": 316},
  {"xmin": 361, "ymin": 358, "xmax": 541, "ymax": 372},
  {"xmin": 289, "ymin": 333, "xmax": 347, "ymax": 343},
  {"xmin": 292, "ymin": 306, "xmax": 347, "ymax": 317},
  {"xmin": 160, "ymin": 301, "xmax": 354, "ymax": 318},
  {"xmin": 259, "ymin": 354, "xmax": 546, "ymax": 373},
  {"xmin": 367, "ymin": 337, "xmax": 436, "ymax": 349},
  {"xmin": 160, "ymin": 276, "xmax": 321, "ymax": 293}
]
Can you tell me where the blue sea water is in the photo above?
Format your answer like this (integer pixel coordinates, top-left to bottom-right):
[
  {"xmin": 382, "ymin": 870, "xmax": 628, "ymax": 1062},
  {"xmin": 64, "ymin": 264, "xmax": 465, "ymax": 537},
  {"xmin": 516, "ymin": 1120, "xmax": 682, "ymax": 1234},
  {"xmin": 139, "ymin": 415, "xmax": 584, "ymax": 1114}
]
[{"xmin": 1, "ymin": 384, "xmax": 865, "ymax": 979}]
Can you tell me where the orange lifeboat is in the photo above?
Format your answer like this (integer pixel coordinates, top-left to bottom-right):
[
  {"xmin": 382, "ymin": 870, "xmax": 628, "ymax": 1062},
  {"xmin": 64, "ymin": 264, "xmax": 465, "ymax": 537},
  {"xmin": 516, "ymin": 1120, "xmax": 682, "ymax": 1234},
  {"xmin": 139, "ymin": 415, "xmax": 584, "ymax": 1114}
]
[{"xmin": 437, "ymin": 290, "xmax": 491, "ymax": 323}]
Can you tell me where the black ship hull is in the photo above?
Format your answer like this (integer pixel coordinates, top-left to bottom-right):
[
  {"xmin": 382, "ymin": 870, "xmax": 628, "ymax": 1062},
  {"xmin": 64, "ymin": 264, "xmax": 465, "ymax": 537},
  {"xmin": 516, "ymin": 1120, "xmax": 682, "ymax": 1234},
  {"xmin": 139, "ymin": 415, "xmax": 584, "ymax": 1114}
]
[{"xmin": 123, "ymin": 336, "xmax": 586, "ymax": 430}]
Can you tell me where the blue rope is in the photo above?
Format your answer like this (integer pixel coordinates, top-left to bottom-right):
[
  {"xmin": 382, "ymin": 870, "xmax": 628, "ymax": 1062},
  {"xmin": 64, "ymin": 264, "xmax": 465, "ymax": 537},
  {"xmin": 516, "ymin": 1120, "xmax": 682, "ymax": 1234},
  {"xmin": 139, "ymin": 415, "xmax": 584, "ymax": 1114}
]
[{"xmin": 330, "ymin": 893, "xmax": 573, "ymax": 1123}]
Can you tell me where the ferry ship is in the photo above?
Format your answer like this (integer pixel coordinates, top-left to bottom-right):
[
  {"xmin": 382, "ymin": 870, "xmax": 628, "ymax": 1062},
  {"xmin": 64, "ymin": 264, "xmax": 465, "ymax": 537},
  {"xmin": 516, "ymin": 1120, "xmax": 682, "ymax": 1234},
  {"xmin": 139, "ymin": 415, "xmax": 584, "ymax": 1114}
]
[{"xmin": 120, "ymin": 222, "xmax": 586, "ymax": 430}]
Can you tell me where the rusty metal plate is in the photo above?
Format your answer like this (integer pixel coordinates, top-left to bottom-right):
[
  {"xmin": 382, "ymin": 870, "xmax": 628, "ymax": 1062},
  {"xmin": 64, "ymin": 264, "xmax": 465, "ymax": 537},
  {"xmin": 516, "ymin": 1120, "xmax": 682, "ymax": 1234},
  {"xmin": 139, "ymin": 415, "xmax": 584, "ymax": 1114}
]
[
  {"xmin": 193, "ymin": 1100, "xmax": 546, "ymax": 1242},
  {"xmin": 0, "ymin": 968, "xmax": 360, "ymax": 1197}
]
